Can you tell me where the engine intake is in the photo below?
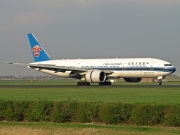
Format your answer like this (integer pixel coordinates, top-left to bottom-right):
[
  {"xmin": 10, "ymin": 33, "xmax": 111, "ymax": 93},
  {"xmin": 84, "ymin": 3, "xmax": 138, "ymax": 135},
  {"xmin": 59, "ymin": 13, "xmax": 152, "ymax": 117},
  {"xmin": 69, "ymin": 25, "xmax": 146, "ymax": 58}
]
[
  {"xmin": 85, "ymin": 70, "xmax": 106, "ymax": 83},
  {"xmin": 124, "ymin": 78, "xmax": 142, "ymax": 82}
]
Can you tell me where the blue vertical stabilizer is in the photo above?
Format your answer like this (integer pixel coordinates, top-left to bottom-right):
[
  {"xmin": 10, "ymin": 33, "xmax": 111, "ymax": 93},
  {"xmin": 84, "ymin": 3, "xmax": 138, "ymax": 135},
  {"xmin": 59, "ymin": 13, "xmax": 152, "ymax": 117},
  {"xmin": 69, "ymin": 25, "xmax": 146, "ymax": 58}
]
[{"xmin": 28, "ymin": 34, "xmax": 51, "ymax": 62}]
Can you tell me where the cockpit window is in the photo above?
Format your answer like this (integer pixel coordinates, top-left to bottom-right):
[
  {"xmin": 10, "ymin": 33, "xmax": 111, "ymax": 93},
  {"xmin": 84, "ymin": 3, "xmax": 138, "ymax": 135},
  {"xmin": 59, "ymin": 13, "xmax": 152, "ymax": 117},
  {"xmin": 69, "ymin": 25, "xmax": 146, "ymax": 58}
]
[{"xmin": 164, "ymin": 64, "xmax": 172, "ymax": 66}]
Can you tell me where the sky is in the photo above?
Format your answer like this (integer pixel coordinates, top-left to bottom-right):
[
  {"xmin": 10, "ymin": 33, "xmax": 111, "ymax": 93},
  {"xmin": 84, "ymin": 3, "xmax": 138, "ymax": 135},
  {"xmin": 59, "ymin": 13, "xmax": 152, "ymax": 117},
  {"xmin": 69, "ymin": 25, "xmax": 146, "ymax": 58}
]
[{"xmin": 0, "ymin": 0, "xmax": 180, "ymax": 76}]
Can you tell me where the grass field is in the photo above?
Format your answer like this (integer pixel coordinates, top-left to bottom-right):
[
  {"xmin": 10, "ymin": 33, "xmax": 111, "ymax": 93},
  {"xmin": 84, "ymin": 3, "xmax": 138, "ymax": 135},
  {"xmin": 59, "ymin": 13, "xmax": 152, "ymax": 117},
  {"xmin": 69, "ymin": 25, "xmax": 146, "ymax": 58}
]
[
  {"xmin": 1, "ymin": 80, "xmax": 180, "ymax": 135},
  {"xmin": 0, "ymin": 80, "xmax": 180, "ymax": 104}
]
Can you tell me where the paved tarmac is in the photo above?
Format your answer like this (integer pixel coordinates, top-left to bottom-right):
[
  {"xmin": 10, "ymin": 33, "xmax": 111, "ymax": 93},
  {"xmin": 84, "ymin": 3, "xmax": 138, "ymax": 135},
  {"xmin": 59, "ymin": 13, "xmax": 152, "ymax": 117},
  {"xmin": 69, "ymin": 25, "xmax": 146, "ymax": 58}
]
[{"xmin": 0, "ymin": 84, "xmax": 180, "ymax": 88}]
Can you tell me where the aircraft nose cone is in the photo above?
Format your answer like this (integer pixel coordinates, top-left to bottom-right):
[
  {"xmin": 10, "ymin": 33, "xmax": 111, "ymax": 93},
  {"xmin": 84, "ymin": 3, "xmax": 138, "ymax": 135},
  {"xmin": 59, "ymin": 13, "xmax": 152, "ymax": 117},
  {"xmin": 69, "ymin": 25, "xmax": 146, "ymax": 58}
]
[
  {"xmin": 170, "ymin": 66, "xmax": 176, "ymax": 73},
  {"xmin": 172, "ymin": 67, "xmax": 176, "ymax": 73},
  {"xmin": 164, "ymin": 66, "xmax": 176, "ymax": 73}
]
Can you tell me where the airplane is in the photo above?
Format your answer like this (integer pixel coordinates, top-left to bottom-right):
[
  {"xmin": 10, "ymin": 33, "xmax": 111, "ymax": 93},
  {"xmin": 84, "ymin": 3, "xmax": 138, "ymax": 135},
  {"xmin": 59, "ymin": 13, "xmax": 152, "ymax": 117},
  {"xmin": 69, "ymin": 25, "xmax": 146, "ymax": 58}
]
[{"xmin": 7, "ymin": 33, "xmax": 176, "ymax": 86}]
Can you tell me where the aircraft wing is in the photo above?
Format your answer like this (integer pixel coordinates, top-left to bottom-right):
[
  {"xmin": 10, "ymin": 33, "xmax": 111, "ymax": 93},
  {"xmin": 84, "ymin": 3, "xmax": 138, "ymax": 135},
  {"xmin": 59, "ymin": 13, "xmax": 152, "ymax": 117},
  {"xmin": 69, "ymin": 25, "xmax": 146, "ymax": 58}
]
[
  {"xmin": 6, "ymin": 62, "xmax": 113, "ymax": 74},
  {"xmin": 28, "ymin": 64, "xmax": 87, "ymax": 72}
]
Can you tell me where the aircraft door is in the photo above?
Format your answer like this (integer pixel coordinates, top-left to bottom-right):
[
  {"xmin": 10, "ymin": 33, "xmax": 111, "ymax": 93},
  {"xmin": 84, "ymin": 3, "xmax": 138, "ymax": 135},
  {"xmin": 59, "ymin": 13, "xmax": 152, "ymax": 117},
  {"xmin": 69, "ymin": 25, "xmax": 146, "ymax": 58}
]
[
  {"xmin": 150, "ymin": 62, "xmax": 154, "ymax": 70},
  {"xmin": 76, "ymin": 63, "xmax": 81, "ymax": 68}
]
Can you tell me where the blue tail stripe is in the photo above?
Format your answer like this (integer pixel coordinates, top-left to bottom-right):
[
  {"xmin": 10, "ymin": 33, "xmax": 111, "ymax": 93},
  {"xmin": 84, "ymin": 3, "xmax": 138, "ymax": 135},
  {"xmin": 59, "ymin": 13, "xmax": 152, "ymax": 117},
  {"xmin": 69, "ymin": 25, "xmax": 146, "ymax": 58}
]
[{"xmin": 28, "ymin": 34, "xmax": 51, "ymax": 62}]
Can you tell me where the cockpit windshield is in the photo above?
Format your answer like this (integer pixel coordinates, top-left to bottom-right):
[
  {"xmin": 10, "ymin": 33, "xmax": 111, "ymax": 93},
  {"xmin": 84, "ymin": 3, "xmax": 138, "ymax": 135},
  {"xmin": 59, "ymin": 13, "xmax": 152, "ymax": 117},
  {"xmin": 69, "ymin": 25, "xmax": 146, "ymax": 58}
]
[{"xmin": 164, "ymin": 64, "xmax": 172, "ymax": 66}]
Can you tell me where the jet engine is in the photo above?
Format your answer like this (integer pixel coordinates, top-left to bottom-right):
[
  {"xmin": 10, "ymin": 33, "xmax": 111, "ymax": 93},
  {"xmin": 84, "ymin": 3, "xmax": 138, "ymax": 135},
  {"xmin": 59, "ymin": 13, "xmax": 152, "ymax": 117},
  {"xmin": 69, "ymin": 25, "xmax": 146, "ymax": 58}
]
[
  {"xmin": 124, "ymin": 78, "xmax": 142, "ymax": 82},
  {"xmin": 85, "ymin": 70, "xmax": 106, "ymax": 83}
]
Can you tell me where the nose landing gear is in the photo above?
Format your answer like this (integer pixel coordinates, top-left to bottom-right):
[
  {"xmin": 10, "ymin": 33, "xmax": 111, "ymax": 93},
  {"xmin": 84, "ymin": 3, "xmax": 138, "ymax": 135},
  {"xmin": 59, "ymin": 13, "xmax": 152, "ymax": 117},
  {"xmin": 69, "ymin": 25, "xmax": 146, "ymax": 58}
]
[
  {"xmin": 157, "ymin": 76, "xmax": 163, "ymax": 85},
  {"xmin": 157, "ymin": 79, "xmax": 162, "ymax": 85}
]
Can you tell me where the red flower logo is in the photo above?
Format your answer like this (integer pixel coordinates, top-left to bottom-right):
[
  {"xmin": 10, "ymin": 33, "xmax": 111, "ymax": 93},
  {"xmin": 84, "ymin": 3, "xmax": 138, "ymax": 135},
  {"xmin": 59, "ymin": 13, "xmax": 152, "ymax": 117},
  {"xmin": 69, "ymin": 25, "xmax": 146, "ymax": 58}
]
[{"xmin": 32, "ymin": 45, "xmax": 42, "ymax": 57}]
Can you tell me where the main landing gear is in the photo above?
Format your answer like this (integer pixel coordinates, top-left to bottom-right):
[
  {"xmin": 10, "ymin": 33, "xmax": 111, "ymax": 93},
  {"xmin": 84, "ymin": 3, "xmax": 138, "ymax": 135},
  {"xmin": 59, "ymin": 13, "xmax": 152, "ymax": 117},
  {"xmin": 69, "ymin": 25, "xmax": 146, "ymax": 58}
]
[
  {"xmin": 77, "ymin": 81, "xmax": 112, "ymax": 86},
  {"xmin": 99, "ymin": 82, "xmax": 112, "ymax": 86},
  {"xmin": 77, "ymin": 82, "xmax": 90, "ymax": 86}
]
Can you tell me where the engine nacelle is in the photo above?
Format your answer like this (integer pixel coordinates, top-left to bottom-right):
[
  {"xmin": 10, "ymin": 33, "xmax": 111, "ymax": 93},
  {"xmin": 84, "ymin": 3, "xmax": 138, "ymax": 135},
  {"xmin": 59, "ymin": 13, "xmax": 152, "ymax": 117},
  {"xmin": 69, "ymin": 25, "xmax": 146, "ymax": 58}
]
[
  {"xmin": 124, "ymin": 78, "xmax": 142, "ymax": 82},
  {"xmin": 85, "ymin": 70, "xmax": 106, "ymax": 83}
]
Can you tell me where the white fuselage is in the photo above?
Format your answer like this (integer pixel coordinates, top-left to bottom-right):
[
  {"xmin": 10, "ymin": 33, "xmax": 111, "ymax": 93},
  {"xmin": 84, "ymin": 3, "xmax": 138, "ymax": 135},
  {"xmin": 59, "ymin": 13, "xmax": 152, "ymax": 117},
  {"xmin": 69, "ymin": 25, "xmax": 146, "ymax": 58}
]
[{"xmin": 30, "ymin": 58, "xmax": 176, "ymax": 78}]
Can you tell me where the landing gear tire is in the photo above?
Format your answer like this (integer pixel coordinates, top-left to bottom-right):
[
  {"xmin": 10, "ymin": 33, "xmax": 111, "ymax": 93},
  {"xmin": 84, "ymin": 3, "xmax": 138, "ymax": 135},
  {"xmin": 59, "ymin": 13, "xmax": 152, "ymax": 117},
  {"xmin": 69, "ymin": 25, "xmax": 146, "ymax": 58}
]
[
  {"xmin": 99, "ymin": 82, "xmax": 112, "ymax": 86},
  {"xmin": 77, "ymin": 82, "xmax": 90, "ymax": 86},
  {"xmin": 157, "ymin": 79, "xmax": 162, "ymax": 85}
]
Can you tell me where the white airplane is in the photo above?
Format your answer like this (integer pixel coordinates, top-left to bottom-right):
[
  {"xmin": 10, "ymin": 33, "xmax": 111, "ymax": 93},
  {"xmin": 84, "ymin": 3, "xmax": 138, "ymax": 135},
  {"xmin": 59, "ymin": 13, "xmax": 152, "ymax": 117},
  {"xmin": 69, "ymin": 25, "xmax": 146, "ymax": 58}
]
[{"xmin": 7, "ymin": 34, "xmax": 176, "ymax": 86}]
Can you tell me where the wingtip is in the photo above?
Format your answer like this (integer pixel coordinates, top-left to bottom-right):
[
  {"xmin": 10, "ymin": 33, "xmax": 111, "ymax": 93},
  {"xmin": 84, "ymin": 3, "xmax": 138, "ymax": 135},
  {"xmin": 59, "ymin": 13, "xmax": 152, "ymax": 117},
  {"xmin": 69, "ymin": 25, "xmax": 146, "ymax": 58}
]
[{"xmin": 5, "ymin": 62, "xmax": 13, "ymax": 64}]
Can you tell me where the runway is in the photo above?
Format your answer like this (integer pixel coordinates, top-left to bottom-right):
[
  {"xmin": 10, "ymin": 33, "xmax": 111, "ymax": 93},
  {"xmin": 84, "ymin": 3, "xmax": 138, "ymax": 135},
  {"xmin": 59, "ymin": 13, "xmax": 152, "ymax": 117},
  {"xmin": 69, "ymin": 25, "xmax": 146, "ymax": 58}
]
[{"xmin": 0, "ymin": 84, "xmax": 180, "ymax": 88}]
